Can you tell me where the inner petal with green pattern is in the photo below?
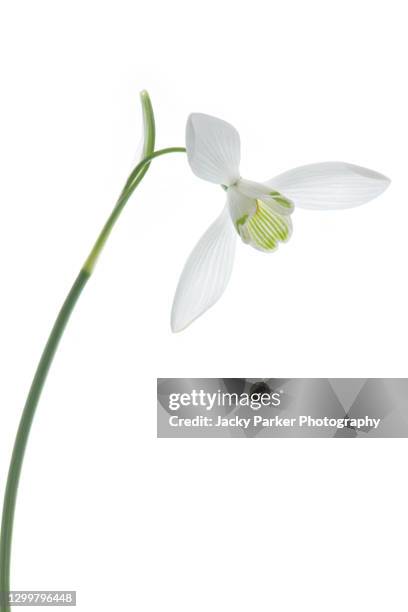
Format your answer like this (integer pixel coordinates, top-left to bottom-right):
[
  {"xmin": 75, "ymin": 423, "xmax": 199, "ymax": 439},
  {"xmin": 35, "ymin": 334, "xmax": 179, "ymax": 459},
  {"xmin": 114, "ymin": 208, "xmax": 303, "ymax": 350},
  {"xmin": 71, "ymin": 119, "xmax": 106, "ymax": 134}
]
[{"xmin": 237, "ymin": 197, "xmax": 293, "ymax": 252}]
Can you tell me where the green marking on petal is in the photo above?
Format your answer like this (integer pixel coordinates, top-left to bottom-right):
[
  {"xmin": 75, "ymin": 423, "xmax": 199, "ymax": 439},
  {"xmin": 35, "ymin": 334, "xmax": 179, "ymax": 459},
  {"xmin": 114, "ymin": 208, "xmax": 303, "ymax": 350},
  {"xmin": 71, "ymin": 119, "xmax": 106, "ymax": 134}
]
[
  {"xmin": 237, "ymin": 199, "xmax": 293, "ymax": 252},
  {"xmin": 269, "ymin": 191, "xmax": 294, "ymax": 212},
  {"xmin": 235, "ymin": 214, "xmax": 249, "ymax": 230}
]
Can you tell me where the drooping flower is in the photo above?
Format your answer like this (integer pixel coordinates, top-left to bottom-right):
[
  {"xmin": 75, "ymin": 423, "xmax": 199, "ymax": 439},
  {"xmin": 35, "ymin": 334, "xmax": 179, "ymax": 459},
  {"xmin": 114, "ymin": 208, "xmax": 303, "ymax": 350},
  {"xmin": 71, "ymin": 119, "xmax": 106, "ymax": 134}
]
[{"xmin": 171, "ymin": 114, "xmax": 390, "ymax": 332}]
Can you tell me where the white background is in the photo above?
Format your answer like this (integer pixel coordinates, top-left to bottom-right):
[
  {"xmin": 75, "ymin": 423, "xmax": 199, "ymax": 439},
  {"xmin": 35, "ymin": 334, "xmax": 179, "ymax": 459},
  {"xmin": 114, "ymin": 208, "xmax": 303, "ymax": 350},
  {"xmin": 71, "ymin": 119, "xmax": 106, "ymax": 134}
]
[{"xmin": 0, "ymin": 0, "xmax": 407, "ymax": 610}]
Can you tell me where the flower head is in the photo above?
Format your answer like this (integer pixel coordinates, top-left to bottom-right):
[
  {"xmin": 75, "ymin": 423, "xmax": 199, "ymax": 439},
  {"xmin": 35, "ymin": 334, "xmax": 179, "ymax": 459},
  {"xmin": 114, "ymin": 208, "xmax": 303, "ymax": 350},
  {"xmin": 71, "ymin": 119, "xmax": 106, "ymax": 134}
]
[{"xmin": 171, "ymin": 114, "xmax": 390, "ymax": 332}]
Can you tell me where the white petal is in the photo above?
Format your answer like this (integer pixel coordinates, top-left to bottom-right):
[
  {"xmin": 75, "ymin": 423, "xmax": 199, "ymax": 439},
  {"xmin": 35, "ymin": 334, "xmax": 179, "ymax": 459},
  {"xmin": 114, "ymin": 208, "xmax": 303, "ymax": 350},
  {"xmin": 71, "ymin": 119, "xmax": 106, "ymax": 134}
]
[
  {"xmin": 236, "ymin": 178, "xmax": 294, "ymax": 215},
  {"xmin": 227, "ymin": 186, "xmax": 257, "ymax": 227},
  {"xmin": 236, "ymin": 179, "xmax": 272, "ymax": 199},
  {"xmin": 171, "ymin": 206, "xmax": 237, "ymax": 332},
  {"xmin": 268, "ymin": 162, "xmax": 391, "ymax": 210},
  {"xmin": 186, "ymin": 114, "xmax": 241, "ymax": 186}
]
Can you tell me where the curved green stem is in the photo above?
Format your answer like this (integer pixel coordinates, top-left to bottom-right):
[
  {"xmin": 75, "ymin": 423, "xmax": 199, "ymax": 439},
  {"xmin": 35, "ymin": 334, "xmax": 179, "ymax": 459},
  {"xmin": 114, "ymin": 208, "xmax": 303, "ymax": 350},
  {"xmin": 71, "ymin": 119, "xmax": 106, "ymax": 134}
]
[
  {"xmin": 0, "ymin": 270, "xmax": 90, "ymax": 611},
  {"xmin": 83, "ymin": 146, "xmax": 185, "ymax": 274},
  {"xmin": 0, "ymin": 89, "xmax": 185, "ymax": 612}
]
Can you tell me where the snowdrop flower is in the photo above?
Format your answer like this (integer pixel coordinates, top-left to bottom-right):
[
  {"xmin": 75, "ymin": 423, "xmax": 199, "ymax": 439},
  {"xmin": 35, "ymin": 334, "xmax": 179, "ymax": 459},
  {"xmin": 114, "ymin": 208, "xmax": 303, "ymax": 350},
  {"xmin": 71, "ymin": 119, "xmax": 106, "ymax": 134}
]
[
  {"xmin": 171, "ymin": 114, "xmax": 390, "ymax": 332},
  {"xmin": 2, "ymin": 90, "xmax": 392, "ymax": 612}
]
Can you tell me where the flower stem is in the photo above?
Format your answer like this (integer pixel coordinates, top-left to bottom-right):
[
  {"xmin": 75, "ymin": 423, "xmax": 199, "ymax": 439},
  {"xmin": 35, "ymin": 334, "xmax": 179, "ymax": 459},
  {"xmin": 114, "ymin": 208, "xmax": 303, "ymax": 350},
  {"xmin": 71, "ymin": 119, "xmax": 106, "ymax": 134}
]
[
  {"xmin": 0, "ymin": 89, "xmax": 185, "ymax": 612},
  {"xmin": 0, "ymin": 270, "xmax": 90, "ymax": 611},
  {"xmin": 83, "ymin": 147, "xmax": 186, "ymax": 274}
]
